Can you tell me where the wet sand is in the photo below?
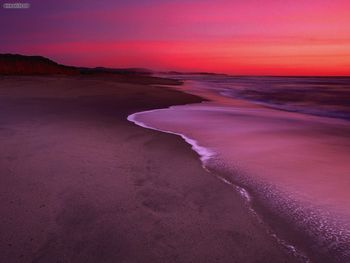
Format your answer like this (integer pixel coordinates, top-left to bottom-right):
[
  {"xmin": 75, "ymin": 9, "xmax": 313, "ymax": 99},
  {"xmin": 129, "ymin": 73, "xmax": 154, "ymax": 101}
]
[
  {"xmin": 0, "ymin": 76, "xmax": 297, "ymax": 263},
  {"xmin": 132, "ymin": 80, "xmax": 350, "ymax": 262}
]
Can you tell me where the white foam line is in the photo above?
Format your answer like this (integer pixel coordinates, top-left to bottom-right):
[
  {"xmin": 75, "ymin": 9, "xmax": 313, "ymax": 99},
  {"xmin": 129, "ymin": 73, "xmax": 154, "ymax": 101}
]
[
  {"xmin": 127, "ymin": 109, "xmax": 309, "ymax": 263},
  {"xmin": 215, "ymin": 175, "xmax": 309, "ymax": 262},
  {"xmin": 128, "ymin": 109, "xmax": 255, "ymax": 206},
  {"xmin": 127, "ymin": 109, "xmax": 215, "ymax": 164},
  {"xmin": 128, "ymin": 109, "xmax": 254, "ymax": 204}
]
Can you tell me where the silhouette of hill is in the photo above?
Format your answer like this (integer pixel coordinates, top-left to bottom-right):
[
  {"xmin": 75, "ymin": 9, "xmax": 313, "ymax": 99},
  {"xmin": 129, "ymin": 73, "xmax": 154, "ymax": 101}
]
[{"xmin": 0, "ymin": 54, "xmax": 79, "ymax": 75}]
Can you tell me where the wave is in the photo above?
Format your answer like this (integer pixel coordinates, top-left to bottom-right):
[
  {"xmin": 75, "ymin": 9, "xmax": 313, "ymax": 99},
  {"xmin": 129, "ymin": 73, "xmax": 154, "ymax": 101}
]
[{"xmin": 128, "ymin": 109, "xmax": 310, "ymax": 263}]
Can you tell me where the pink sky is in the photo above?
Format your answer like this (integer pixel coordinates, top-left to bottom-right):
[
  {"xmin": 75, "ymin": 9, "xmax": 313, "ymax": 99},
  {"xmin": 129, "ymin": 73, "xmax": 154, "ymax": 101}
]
[{"xmin": 1, "ymin": 0, "xmax": 350, "ymax": 75}]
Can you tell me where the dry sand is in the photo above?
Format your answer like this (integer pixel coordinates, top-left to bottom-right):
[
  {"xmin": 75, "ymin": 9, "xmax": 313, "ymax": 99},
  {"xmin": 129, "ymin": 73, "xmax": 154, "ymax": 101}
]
[{"xmin": 0, "ymin": 75, "xmax": 298, "ymax": 262}]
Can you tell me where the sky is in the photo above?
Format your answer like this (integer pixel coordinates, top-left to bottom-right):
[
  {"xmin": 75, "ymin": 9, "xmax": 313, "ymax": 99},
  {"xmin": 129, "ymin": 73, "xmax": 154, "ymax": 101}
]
[{"xmin": 1, "ymin": 0, "xmax": 350, "ymax": 75}]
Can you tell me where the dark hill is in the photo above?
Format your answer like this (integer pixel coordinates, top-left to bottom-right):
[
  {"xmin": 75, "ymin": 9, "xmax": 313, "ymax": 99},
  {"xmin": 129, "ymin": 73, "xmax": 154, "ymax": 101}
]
[{"xmin": 0, "ymin": 54, "xmax": 79, "ymax": 75}]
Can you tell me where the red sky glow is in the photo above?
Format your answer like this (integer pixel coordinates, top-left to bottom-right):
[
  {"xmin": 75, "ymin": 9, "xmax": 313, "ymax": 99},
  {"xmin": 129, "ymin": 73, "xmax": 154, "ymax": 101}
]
[{"xmin": 1, "ymin": 0, "xmax": 350, "ymax": 75}]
